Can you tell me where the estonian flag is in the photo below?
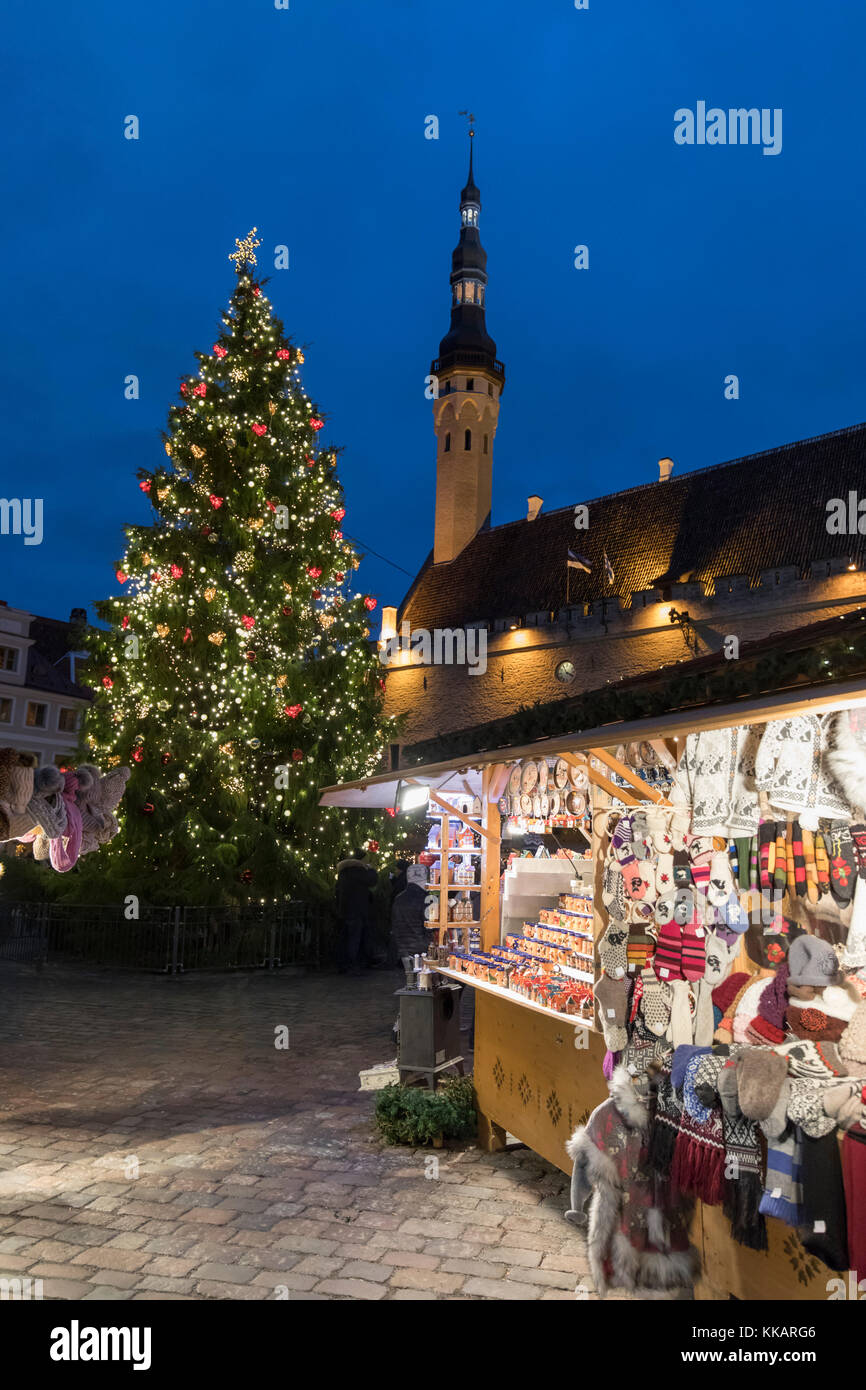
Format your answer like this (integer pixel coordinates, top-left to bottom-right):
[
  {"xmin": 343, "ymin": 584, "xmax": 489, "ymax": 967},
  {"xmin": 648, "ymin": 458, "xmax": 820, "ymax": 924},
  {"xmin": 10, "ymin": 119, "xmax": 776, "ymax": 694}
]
[
  {"xmin": 603, "ymin": 550, "xmax": 615, "ymax": 584},
  {"xmin": 567, "ymin": 549, "xmax": 591, "ymax": 573}
]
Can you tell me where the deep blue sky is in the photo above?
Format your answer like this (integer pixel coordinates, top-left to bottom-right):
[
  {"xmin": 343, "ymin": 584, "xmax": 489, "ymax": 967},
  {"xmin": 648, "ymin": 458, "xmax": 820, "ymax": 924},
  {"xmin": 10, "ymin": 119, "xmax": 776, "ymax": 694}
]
[{"xmin": 4, "ymin": 0, "xmax": 865, "ymax": 621}]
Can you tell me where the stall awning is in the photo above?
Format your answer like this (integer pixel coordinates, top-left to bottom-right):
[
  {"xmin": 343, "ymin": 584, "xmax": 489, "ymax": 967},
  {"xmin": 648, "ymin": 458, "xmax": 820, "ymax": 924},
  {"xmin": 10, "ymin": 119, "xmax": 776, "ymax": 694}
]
[{"xmin": 318, "ymin": 676, "xmax": 866, "ymax": 809}]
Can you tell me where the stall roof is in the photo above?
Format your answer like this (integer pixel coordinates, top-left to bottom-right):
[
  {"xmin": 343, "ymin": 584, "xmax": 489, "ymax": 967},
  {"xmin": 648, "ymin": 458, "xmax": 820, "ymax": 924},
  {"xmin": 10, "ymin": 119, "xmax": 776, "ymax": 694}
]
[{"xmin": 318, "ymin": 676, "xmax": 866, "ymax": 809}]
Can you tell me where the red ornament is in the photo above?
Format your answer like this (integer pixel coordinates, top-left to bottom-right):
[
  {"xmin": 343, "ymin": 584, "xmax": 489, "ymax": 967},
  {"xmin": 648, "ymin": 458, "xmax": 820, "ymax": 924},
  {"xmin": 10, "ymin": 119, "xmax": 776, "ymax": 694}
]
[
  {"xmin": 282, "ymin": 606, "xmax": 293, "ymax": 616},
  {"xmin": 245, "ymin": 649, "xmax": 256, "ymax": 661},
  {"xmin": 378, "ymin": 678, "xmax": 386, "ymax": 691},
  {"xmin": 201, "ymin": 526, "xmax": 212, "ymax": 537},
  {"xmin": 334, "ymin": 572, "xmax": 345, "ymax": 582},
  {"xmin": 266, "ymin": 500, "xmax": 276, "ymax": 512},
  {"xmin": 311, "ymin": 589, "xmax": 321, "ymax": 600},
  {"xmin": 330, "ymin": 507, "xmax": 346, "ymax": 522},
  {"xmin": 208, "ymin": 495, "xmax": 224, "ymax": 509},
  {"xmin": 252, "ymin": 287, "xmax": 261, "ymax": 297},
  {"xmin": 292, "ymin": 749, "xmax": 304, "ymax": 761},
  {"xmin": 213, "ymin": 344, "xmax": 227, "ymax": 358},
  {"xmin": 284, "ymin": 703, "xmax": 302, "ymax": 719},
  {"xmin": 363, "ymin": 596, "xmax": 377, "ymax": 612},
  {"xmin": 367, "ymin": 840, "xmax": 379, "ymax": 853},
  {"xmin": 241, "ymin": 868, "xmax": 253, "ymax": 882},
  {"xmin": 183, "ymin": 627, "xmax": 192, "ymax": 643},
  {"xmin": 180, "ymin": 383, "xmax": 188, "ymax": 396},
  {"xmin": 139, "ymin": 480, "xmax": 151, "ymax": 493},
  {"xmin": 170, "ymin": 564, "xmax": 184, "ymax": 578},
  {"xmin": 251, "ymin": 422, "xmax": 267, "ymax": 437},
  {"xmin": 116, "ymin": 570, "xmax": 128, "ymax": 584},
  {"xmin": 276, "ymin": 349, "xmax": 291, "ymax": 360},
  {"xmin": 331, "ymin": 531, "xmax": 343, "ymax": 542},
  {"xmin": 102, "ymin": 676, "xmax": 114, "ymax": 689},
  {"xmin": 307, "ymin": 566, "xmax": 322, "ymax": 579},
  {"xmin": 161, "ymin": 752, "xmax": 171, "ymax": 765},
  {"xmin": 142, "ymin": 802, "xmax": 155, "ymax": 816},
  {"xmin": 152, "ymin": 571, "xmax": 162, "ymax": 583},
  {"xmin": 305, "ymin": 454, "xmax": 316, "ymax": 467},
  {"xmin": 132, "ymin": 747, "xmax": 144, "ymax": 763},
  {"xmin": 241, "ymin": 614, "xmax": 255, "ymax": 631},
  {"xmin": 310, "ymin": 417, "xmax": 324, "ymax": 431},
  {"xmin": 385, "ymin": 806, "xmax": 396, "ymax": 818},
  {"xmin": 192, "ymin": 382, "xmax": 206, "ymax": 397},
  {"xmin": 121, "ymin": 615, "xmax": 129, "ymax": 630}
]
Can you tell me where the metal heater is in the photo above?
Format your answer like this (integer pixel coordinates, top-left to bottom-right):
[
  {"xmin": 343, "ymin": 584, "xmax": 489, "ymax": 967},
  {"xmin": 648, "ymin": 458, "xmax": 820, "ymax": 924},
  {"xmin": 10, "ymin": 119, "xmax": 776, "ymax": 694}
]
[{"xmin": 397, "ymin": 981, "xmax": 464, "ymax": 1089}]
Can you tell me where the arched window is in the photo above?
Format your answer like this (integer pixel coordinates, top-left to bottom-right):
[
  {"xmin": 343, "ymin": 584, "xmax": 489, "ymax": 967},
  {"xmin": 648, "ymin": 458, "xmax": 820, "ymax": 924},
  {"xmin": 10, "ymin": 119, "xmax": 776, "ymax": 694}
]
[
  {"xmin": 444, "ymin": 432, "xmax": 451, "ymax": 453},
  {"xmin": 464, "ymin": 429, "xmax": 472, "ymax": 451}
]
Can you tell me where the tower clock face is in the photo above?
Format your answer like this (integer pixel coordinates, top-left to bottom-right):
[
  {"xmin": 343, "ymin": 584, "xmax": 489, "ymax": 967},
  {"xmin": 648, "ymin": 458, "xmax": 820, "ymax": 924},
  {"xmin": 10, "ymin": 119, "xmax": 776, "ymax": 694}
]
[{"xmin": 555, "ymin": 660, "xmax": 577, "ymax": 684}]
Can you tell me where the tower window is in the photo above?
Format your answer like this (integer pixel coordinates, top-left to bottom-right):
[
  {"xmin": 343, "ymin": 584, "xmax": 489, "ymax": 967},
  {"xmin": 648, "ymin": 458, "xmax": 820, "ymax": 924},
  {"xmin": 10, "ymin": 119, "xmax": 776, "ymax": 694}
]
[
  {"xmin": 444, "ymin": 432, "xmax": 451, "ymax": 453},
  {"xmin": 483, "ymin": 434, "xmax": 489, "ymax": 454},
  {"xmin": 461, "ymin": 207, "xmax": 478, "ymax": 226},
  {"xmin": 466, "ymin": 377, "xmax": 474, "ymax": 392},
  {"xmin": 464, "ymin": 429, "xmax": 472, "ymax": 451}
]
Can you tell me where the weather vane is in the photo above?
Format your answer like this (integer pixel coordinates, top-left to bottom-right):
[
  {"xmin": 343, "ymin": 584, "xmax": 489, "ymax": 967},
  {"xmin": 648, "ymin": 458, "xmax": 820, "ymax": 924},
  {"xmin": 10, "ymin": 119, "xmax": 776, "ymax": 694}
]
[
  {"xmin": 229, "ymin": 228, "xmax": 261, "ymax": 271},
  {"xmin": 458, "ymin": 110, "xmax": 476, "ymax": 138}
]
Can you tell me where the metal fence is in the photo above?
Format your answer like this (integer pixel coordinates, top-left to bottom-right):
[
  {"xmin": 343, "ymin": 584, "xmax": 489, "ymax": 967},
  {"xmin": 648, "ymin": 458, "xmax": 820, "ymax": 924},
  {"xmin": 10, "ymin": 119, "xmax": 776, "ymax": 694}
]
[{"xmin": 0, "ymin": 900, "xmax": 337, "ymax": 973}]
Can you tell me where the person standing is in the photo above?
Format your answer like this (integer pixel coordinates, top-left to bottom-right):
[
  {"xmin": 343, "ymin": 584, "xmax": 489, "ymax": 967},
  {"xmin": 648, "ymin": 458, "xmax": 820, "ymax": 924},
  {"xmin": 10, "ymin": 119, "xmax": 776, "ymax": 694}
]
[
  {"xmin": 390, "ymin": 863, "xmax": 430, "ymax": 964},
  {"xmin": 335, "ymin": 848, "xmax": 377, "ymax": 975}
]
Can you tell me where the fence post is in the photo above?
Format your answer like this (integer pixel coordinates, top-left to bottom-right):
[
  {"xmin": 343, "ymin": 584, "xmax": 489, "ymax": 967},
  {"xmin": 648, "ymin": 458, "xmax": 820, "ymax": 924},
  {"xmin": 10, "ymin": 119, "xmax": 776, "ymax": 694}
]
[{"xmin": 170, "ymin": 907, "xmax": 181, "ymax": 975}]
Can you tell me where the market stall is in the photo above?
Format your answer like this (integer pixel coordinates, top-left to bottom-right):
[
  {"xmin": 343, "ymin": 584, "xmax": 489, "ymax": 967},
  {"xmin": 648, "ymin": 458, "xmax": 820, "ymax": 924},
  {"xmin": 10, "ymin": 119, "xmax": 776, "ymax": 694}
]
[{"xmin": 320, "ymin": 675, "xmax": 866, "ymax": 1300}]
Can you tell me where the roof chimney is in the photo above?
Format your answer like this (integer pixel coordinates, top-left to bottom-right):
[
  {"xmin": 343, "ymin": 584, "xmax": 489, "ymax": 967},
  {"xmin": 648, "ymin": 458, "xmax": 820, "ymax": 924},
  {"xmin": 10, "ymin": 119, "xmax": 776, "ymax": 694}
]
[
  {"xmin": 658, "ymin": 457, "xmax": 674, "ymax": 482},
  {"xmin": 526, "ymin": 494, "xmax": 543, "ymax": 521}
]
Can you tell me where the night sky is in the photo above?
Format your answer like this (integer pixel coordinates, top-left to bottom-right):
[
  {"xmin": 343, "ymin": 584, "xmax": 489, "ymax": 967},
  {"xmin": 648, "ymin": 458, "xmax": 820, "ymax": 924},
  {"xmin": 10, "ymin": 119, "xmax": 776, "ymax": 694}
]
[{"xmin": 5, "ymin": 0, "xmax": 865, "ymax": 623}]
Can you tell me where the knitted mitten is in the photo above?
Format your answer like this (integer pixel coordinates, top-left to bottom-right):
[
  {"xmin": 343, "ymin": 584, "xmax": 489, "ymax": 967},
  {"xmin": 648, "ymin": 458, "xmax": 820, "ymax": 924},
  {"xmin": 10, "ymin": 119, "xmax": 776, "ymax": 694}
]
[
  {"xmin": 653, "ymin": 921, "xmax": 683, "ymax": 982},
  {"xmin": 611, "ymin": 814, "xmax": 634, "ymax": 862},
  {"xmin": 673, "ymin": 886, "xmax": 696, "ymax": 926},
  {"xmin": 620, "ymin": 855, "xmax": 648, "ymax": 901},
  {"xmin": 601, "ymin": 857, "xmax": 627, "ymax": 920},
  {"xmin": 655, "ymin": 893, "xmax": 676, "ymax": 927},
  {"xmin": 598, "ymin": 921, "xmax": 629, "ymax": 980},
  {"xmin": 707, "ymin": 850, "xmax": 735, "ymax": 906},
  {"xmin": 703, "ymin": 929, "xmax": 737, "ymax": 985},
  {"xmin": 690, "ymin": 848, "xmax": 713, "ymax": 899},
  {"xmin": 715, "ymin": 892, "xmax": 750, "ymax": 935},
  {"xmin": 672, "ymin": 848, "xmax": 692, "ymax": 888},
  {"xmin": 627, "ymin": 921, "xmax": 656, "ymax": 975},
  {"xmin": 646, "ymin": 807, "xmax": 672, "ymax": 854},
  {"xmin": 629, "ymin": 810, "xmax": 651, "ymax": 859},
  {"xmin": 640, "ymin": 967, "xmax": 672, "ymax": 1037},
  {"xmin": 681, "ymin": 915, "xmax": 707, "ymax": 982},
  {"xmin": 758, "ymin": 819, "xmax": 775, "ymax": 891},
  {"xmin": 656, "ymin": 852, "xmax": 675, "ymax": 897},
  {"xmin": 693, "ymin": 980, "xmax": 716, "ymax": 1046},
  {"xmin": 801, "ymin": 827, "xmax": 819, "ymax": 904},
  {"xmin": 667, "ymin": 979, "xmax": 696, "ymax": 1048},
  {"xmin": 670, "ymin": 809, "xmax": 691, "ymax": 852},
  {"xmin": 827, "ymin": 822, "xmax": 857, "ymax": 905},
  {"xmin": 850, "ymin": 824, "xmax": 866, "ymax": 881},
  {"xmin": 594, "ymin": 973, "xmax": 629, "ymax": 1051}
]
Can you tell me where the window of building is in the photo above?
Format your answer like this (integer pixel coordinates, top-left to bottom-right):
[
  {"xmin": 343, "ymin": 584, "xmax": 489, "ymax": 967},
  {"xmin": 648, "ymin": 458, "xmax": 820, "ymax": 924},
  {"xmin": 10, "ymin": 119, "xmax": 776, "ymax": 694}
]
[
  {"xmin": 57, "ymin": 707, "xmax": 78, "ymax": 733},
  {"xmin": 444, "ymin": 432, "xmax": 451, "ymax": 453},
  {"xmin": 0, "ymin": 697, "xmax": 11, "ymax": 723},
  {"xmin": 54, "ymin": 753, "xmax": 72, "ymax": 769},
  {"xmin": 466, "ymin": 377, "xmax": 474, "ymax": 392},
  {"xmin": 483, "ymin": 434, "xmax": 489, "ymax": 454},
  {"xmin": 0, "ymin": 646, "xmax": 18, "ymax": 672},
  {"xmin": 461, "ymin": 207, "xmax": 478, "ymax": 227},
  {"xmin": 25, "ymin": 702, "xmax": 47, "ymax": 728},
  {"xmin": 464, "ymin": 429, "xmax": 472, "ymax": 451}
]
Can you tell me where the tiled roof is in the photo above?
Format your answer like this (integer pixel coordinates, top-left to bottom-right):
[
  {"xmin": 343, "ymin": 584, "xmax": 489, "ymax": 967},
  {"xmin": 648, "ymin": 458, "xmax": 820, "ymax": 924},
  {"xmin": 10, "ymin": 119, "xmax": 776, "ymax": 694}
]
[
  {"xmin": 401, "ymin": 421, "xmax": 866, "ymax": 629},
  {"xmin": 26, "ymin": 616, "xmax": 91, "ymax": 700}
]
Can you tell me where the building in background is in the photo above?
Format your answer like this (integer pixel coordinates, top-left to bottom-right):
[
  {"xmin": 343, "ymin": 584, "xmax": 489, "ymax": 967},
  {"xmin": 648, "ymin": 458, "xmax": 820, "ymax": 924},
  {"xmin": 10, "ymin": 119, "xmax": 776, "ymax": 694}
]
[
  {"xmin": 381, "ymin": 141, "xmax": 866, "ymax": 757},
  {"xmin": 0, "ymin": 602, "xmax": 91, "ymax": 768}
]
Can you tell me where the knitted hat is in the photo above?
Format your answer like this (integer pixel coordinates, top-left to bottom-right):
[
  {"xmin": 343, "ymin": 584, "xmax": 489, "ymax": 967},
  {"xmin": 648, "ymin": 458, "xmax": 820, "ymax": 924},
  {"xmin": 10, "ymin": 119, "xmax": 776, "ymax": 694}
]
[
  {"xmin": 757, "ymin": 963, "xmax": 789, "ymax": 1032},
  {"xmin": 777, "ymin": 1038, "xmax": 846, "ymax": 1080},
  {"xmin": 733, "ymin": 977, "xmax": 773, "ymax": 1045},
  {"xmin": 717, "ymin": 1058, "xmax": 741, "ymax": 1117},
  {"xmin": 0, "ymin": 748, "xmax": 37, "ymax": 814},
  {"xmin": 839, "ymin": 1002, "xmax": 866, "ymax": 1072},
  {"xmin": 712, "ymin": 970, "xmax": 751, "ymax": 1018},
  {"xmin": 747, "ymin": 1016, "xmax": 786, "ymax": 1046},
  {"xmin": 817, "ymin": 983, "xmax": 859, "ymax": 1022},
  {"xmin": 787, "ymin": 935, "xmax": 839, "ymax": 988},
  {"xmin": 737, "ymin": 1048, "xmax": 789, "ymax": 1120},
  {"xmin": 406, "ymin": 864, "xmax": 427, "ymax": 888},
  {"xmin": 785, "ymin": 1003, "xmax": 846, "ymax": 1043}
]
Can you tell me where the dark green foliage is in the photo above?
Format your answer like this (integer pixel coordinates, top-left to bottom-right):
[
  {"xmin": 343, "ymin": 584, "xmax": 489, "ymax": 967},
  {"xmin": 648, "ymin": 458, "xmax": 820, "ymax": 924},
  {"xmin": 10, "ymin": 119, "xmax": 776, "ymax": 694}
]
[{"xmin": 374, "ymin": 1076, "xmax": 477, "ymax": 1146}]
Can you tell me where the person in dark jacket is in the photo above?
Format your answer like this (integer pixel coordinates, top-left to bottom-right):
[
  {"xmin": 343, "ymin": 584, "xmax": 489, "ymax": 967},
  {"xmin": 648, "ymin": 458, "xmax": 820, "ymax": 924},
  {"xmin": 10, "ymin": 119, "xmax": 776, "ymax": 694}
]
[
  {"xmin": 336, "ymin": 848, "xmax": 377, "ymax": 974},
  {"xmin": 391, "ymin": 863, "xmax": 431, "ymax": 963}
]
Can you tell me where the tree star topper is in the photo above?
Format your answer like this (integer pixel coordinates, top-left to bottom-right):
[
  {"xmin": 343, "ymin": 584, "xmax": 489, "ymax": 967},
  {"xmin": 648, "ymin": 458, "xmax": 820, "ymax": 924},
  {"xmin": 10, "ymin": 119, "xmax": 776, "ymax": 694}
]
[{"xmin": 229, "ymin": 228, "xmax": 261, "ymax": 271}]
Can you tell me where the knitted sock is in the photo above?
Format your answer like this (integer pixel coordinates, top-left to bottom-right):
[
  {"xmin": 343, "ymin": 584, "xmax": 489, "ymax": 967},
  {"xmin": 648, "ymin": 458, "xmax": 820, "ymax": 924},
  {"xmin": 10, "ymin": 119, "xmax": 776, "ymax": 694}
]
[
  {"xmin": 828, "ymin": 822, "xmax": 857, "ymax": 905},
  {"xmin": 735, "ymin": 837, "xmax": 753, "ymax": 891},
  {"xmin": 598, "ymin": 921, "xmax": 629, "ymax": 980},
  {"xmin": 602, "ymin": 857, "xmax": 627, "ymax": 920},
  {"xmin": 640, "ymin": 967, "xmax": 672, "ymax": 1037},
  {"xmin": 767, "ymin": 828, "xmax": 777, "ymax": 885},
  {"xmin": 681, "ymin": 915, "xmax": 706, "ymax": 982},
  {"xmin": 785, "ymin": 824, "xmax": 796, "ymax": 897},
  {"xmin": 728, "ymin": 838, "xmax": 739, "ymax": 884},
  {"xmin": 707, "ymin": 849, "xmax": 735, "ymax": 906},
  {"xmin": 611, "ymin": 813, "xmax": 634, "ymax": 862},
  {"xmin": 690, "ymin": 851, "xmax": 712, "ymax": 898},
  {"xmin": 790, "ymin": 821, "xmax": 807, "ymax": 898},
  {"xmin": 693, "ymin": 980, "xmax": 716, "ymax": 1046},
  {"xmin": 672, "ymin": 848, "xmax": 692, "ymax": 887},
  {"xmin": 656, "ymin": 852, "xmax": 674, "ymax": 896},
  {"xmin": 667, "ymin": 979, "xmax": 695, "ymax": 1048},
  {"xmin": 774, "ymin": 827, "xmax": 788, "ymax": 892},
  {"xmin": 653, "ymin": 921, "xmax": 683, "ymax": 982},
  {"xmin": 670, "ymin": 810, "xmax": 690, "ymax": 852},
  {"xmin": 749, "ymin": 835, "xmax": 759, "ymax": 893},
  {"xmin": 758, "ymin": 819, "xmax": 775, "ymax": 891},
  {"xmin": 626, "ymin": 922, "xmax": 655, "ymax": 975},
  {"xmin": 801, "ymin": 827, "xmax": 819, "ymax": 904},
  {"xmin": 815, "ymin": 831, "xmax": 831, "ymax": 896}
]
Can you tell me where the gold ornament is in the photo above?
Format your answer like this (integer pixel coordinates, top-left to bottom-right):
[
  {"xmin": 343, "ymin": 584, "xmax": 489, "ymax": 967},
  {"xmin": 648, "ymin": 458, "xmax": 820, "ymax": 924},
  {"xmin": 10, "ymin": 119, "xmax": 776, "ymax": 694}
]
[
  {"xmin": 208, "ymin": 631, "xmax": 225, "ymax": 646},
  {"xmin": 106, "ymin": 755, "xmax": 121, "ymax": 767},
  {"xmin": 268, "ymin": 401, "xmax": 277, "ymax": 416},
  {"xmin": 282, "ymin": 581, "xmax": 292, "ymax": 594},
  {"xmin": 157, "ymin": 488, "xmax": 169, "ymax": 501},
  {"xmin": 319, "ymin": 614, "xmax": 335, "ymax": 629},
  {"xmin": 276, "ymin": 674, "xmax": 287, "ymax": 688},
  {"xmin": 164, "ymin": 441, "xmax": 172, "ymax": 457},
  {"xmin": 204, "ymin": 587, "xmax": 217, "ymax": 602},
  {"xmin": 155, "ymin": 624, "xmax": 169, "ymax": 638},
  {"xmin": 142, "ymin": 552, "xmax": 152, "ymax": 565},
  {"xmin": 235, "ymin": 549, "xmax": 255, "ymax": 571},
  {"xmin": 247, "ymin": 517, "xmax": 264, "ymax": 530},
  {"xmin": 296, "ymin": 351, "xmax": 305, "ymax": 364},
  {"xmin": 191, "ymin": 444, "xmax": 205, "ymax": 459},
  {"xmin": 219, "ymin": 741, "xmax": 235, "ymax": 755},
  {"xmin": 229, "ymin": 228, "xmax": 261, "ymax": 270}
]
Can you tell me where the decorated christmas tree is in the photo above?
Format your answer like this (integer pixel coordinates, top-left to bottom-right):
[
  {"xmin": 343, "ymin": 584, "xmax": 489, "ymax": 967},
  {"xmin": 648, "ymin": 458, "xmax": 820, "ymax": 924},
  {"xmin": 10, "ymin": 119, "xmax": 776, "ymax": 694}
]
[{"xmin": 79, "ymin": 230, "xmax": 400, "ymax": 903}]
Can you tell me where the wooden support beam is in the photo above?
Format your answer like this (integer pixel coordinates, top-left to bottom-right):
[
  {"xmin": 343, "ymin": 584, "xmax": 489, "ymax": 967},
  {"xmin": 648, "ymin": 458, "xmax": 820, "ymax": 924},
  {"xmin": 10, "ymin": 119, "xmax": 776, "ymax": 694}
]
[
  {"xmin": 560, "ymin": 751, "xmax": 639, "ymax": 807},
  {"xmin": 415, "ymin": 786, "xmax": 496, "ymax": 842},
  {"xmin": 588, "ymin": 746, "xmax": 669, "ymax": 805},
  {"xmin": 488, "ymin": 762, "xmax": 510, "ymax": 803}
]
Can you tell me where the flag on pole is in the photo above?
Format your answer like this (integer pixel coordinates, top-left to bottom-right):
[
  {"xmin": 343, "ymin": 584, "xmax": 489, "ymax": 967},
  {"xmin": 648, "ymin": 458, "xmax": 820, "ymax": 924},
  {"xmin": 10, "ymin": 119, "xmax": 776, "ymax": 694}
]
[
  {"xmin": 603, "ymin": 550, "xmax": 615, "ymax": 584},
  {"xmin": 567, "ymin": 549, "xmax": 591, "ymax": 573}
]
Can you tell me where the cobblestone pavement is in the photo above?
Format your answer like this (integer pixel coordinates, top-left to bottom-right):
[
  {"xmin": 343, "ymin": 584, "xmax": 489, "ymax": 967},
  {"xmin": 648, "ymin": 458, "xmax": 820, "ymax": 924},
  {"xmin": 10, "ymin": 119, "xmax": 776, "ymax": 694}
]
[{"xmin": 0, "ymin": 961, "xmax": 646, "ymax": 1301}]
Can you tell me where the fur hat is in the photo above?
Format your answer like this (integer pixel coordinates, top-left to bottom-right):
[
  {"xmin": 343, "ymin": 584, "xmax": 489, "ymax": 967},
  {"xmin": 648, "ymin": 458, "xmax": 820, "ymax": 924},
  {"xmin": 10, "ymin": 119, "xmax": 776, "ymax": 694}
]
[
  {"xmin": 737, "ymin": 1048, "xmax": 789, "ymax": 1120},
  {"xmin": 0, "ymin": 748, "xmax": 37, "ymax": 814},
  {"xmin": 406, "ymin": 863, "xmax": 427, "ymax": 889},
  {"xmin": 788, "ymin": 935, "xmax": 839, "ymax": 988},
  {"xmin": 839, "ymin": 1002, "xmax": 866, "ymax": 1073},
  {"xmin": 817, "ymin": 983, "xmax": 859, "ymax": 1022},
  {"xmin": 827, "ymin": 710, "xmax": 866, "ymax": 815}
]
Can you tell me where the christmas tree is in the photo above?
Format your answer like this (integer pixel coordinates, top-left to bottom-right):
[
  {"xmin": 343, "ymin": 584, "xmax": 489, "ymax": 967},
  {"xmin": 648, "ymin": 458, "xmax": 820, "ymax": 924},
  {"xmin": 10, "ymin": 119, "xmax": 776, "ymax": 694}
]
[{"xmin": 80, "ymin": 230, "xmax": 400, "ymax": 904}]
